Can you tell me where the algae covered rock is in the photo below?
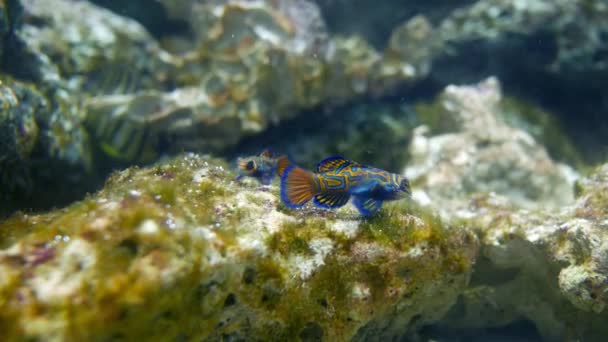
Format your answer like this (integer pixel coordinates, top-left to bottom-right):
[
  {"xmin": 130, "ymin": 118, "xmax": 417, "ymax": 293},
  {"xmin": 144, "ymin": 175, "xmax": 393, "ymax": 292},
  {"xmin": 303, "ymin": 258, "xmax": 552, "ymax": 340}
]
[
  {"xmin": 0, "ymin": 0, "xmax": 175, "ymax": 215},
  {"xmin": 84, "ymin": 0, "xmax": 434, "ymax": 163},
  {"xmin": 439, "ymin": 0, "xmax": 608, "ymax": 74},
  {"xmin": 16, "ymin": 0, "xmax": 175, "ymax": 94},
  {"xmin": 431, "ymin": 0, "xmax": 608, "ymax": 162},
  {"xmin": 0, "ymin": 154, "xmax": 477, "ymax": 341},
  {"xmin": 396, "ymin": 77, "xmax": 608, "ymax": 340},
  {"xmin": 0, "ymin": 76, "xmax": 93, "ymax": 218},
  {"xmin": 0, "ymin": 77, "xmax": 40, "ymax": 164},
  {"xmin": 84, "ymin": 88, "xmax": 244, "ymax": 162},
  {"xmin": 406, "ymin": 77, "xmax": 575, "ymax": 210},
  {"xmin": 434, "ymin": 164, "xmax": 608, "ymax": 341}
]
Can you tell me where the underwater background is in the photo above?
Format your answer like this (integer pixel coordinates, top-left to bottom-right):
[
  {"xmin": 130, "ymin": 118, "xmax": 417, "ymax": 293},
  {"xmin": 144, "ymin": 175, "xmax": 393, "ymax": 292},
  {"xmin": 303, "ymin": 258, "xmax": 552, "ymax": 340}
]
[{"xmin": 0, "ymin": 0, "xmax": 607, "ymax": 341}]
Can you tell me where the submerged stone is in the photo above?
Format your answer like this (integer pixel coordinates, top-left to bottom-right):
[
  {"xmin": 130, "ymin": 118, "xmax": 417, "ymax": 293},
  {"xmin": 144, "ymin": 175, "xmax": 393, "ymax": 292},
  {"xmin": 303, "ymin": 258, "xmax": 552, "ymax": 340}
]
[
  {"xmin": 407, "ymin": 77, "xmax": 576, "ymax": 210},
  {"xmin": 83, "ymin": 0, "xmax": 431, "ymax": 162},
  {"xmin": 0, "ymin": 76, "xmax": 94, "ymax": 218},
  {"xmin": 0, "ymin": 154, "xmax": 477, "ymax": 341},
  {"xmin": 403, "ymin": 78, "xmax": 607, "ymax": 340},
  {"xmin": 3, "ymin": 0, "xmax": 438, "ymax": 175},
  {"xmin": 436, "ymin": 164, "xmax": 608, "ymax": 341}
]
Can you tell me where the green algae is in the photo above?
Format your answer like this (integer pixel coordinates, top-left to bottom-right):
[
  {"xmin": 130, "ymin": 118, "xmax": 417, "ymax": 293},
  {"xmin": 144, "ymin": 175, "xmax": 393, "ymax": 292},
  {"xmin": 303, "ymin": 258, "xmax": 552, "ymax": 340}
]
[
  {"xmin": 575, "ymin": 182, "xmax": 608, "ymax": 220},
  {"xmin": 572, "ymin": 164, "xmax": 608, "ymax": 219},
  {"xmin": 359, "ymin": 202, "xmax": 445, "ymax": 249},
  {"xmin": 415, "ymin": 100, "xmax": 455, "ymax": 135},
  {"xmin": 267, "ymin": 219, "xmax": 325, "ymax": 256}
]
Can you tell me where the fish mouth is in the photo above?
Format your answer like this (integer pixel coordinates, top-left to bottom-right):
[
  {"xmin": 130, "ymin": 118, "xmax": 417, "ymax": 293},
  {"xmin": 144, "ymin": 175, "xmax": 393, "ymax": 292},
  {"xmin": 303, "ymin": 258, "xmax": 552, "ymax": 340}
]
[
  {"xmin": 386, "ymin": 188, "xmax": 411, "ymax": 200},
  {"xmin": 386, "ymin": 193, "xmax": 407, "ymax": 200}
]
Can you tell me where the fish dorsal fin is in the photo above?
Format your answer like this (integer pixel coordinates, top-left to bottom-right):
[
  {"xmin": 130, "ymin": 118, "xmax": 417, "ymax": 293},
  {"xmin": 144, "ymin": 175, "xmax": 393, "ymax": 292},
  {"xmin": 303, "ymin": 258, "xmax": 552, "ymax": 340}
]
[
  {"xmin": 276, "ymin": 155, "xmax": 291, "ymax": 177},
  {"xmin": 316, "ymin": 155, "xmax": 352, "ymax": 173},
  {"xmin": 258, "ymin": 148, "xmax": 275, "ymax": 158},
  {"xmin": 313, "ymin": 192, "xmax": 351, "ymax": 209}
]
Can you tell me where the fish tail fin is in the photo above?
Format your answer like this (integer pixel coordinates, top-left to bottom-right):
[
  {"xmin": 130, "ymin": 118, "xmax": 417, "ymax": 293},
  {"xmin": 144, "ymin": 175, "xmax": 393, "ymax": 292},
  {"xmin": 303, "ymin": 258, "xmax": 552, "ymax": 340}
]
[
  {"xmin": 280, "ymin": 165, "xmax": 317, "ymax": 208},
  {"xmin": 277, "ymin": 155, "xmax": 291, "ymax": 177}
]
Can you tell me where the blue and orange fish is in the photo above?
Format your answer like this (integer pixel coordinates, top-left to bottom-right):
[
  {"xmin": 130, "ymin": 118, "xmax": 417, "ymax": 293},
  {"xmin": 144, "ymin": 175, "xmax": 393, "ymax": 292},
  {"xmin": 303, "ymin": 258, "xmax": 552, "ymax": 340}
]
[
  {"xmin": 280, "ymin": 156, "xmax": 411, "ymax": 216},
  {"xmin": 236, "ymin": 148, "xmax": 290, "ymax": 185}
]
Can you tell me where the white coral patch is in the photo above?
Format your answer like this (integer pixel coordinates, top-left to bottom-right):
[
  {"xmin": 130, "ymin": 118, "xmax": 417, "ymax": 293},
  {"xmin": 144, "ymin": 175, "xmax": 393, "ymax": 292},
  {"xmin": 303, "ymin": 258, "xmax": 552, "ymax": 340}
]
[
  {"xmin": 352, "ymin": 283, "xmax": 371, "ymax": 300},
  {"xmin": 192, "ymin": 225, "xmax": 217, "ymax": 240},
  {"xmin": 233, "ymin": 190, "xmax": 297, "ymax": 256},
  {"xmin": 525, "ymin": 223, "xmax": 558, "ymax": 244},
  {"xmin": 31, "ymin": 239, "xmax": 97, "ymax": 303},
  {"xmin": 253, "ymin": 26, "xmax": 283, "ymax": 46},
  {"xmin": 138, "ymin": 219, "xmax": 160, "ymax": 235},
  {"xmin": 405, "ymin": 242, "xmax": 428, "ymax": 258},
  {"xmin": 237, "ymin": 235, "xmax": 266, "ymax": 254},
  {"xmin": 329, "ymin": 220, "xmax": 360, "ymax": 239},
  {"xmin": 289, "ymin": 238, "xmax": 334, "ymax": 281},
  {"xmin": 192, "ymin": 168, "xmax": 209, "ymax": 183}
]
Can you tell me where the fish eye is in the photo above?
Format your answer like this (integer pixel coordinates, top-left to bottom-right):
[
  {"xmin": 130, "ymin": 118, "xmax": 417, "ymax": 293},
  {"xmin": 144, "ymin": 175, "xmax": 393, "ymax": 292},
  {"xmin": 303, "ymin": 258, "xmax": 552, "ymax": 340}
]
[
  {"xmin": 400, "ymin": 178, "xmax": 410, "ymax": 190},
  {"xmin": 246, "ymin": 160, "xmax": 256, "ymax": 170}
]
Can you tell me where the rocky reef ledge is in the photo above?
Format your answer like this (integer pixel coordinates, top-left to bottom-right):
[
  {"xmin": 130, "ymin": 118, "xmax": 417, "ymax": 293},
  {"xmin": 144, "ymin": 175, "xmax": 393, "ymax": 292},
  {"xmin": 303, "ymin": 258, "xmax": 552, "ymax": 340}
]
[{"xmin": 0, "ymin": 154, "xmax": 477, "ymax": 341}]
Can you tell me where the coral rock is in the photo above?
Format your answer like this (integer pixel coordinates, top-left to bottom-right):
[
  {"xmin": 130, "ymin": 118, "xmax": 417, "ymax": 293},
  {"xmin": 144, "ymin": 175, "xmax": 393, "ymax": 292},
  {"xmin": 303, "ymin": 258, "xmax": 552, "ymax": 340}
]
[
  {"xmin": 438, "ymin": 164, "xmax": 608, "ymax": 341},
  {"xmin": 0, "ymin": 154, "xmax": 477, "ymax": 341},
  {"xmin": 406, "ymin": 77, "xmax": 575, "ymax": 210}
]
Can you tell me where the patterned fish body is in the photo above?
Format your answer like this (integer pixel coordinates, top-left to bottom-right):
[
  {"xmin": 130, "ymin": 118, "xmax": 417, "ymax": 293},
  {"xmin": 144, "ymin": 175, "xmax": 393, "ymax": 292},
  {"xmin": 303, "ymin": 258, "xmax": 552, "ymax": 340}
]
[
  {"xmin": 236, "ymin": 148, "xmax": 290, "ymax": 185},
  {"xmin": 281, "ymin": 156, "xmax": 411, "ymax": 216}
]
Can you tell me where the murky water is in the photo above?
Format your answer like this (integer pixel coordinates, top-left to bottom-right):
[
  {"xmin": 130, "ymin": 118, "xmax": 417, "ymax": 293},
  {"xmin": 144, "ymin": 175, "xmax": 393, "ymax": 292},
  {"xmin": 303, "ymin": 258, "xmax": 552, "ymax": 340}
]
[{"xmin": 1, "ymin": 1, "xmax": 607, "ymax": 341}]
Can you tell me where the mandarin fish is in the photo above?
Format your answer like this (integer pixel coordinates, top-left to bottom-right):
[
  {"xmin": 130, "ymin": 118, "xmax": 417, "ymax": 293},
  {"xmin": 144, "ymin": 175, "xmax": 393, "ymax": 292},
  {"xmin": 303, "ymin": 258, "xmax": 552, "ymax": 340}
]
[
  {"xmin": 280, "ymin": 155, "xmax": 411, "ymax": 216},
  {"xmin": 235, "ymin": 148, "xmax": 290, "ymax": 185}
]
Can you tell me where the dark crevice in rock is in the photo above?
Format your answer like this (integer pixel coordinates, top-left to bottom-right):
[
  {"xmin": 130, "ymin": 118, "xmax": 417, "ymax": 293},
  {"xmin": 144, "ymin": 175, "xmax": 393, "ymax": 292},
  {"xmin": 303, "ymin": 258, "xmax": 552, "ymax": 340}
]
[
  {"xmin": 430, "ymin": 32, "xmax": 608, "ymax": 164},
  {"xmin": 89, "ymin": 0, "xmax": 192, "ymax": 40},
  {"xmin": 227, "ymin": 78, "xmax": 442, "ymax": 172},
  {"xmin": 223, "ymin": 293, "xmax": 237, "ymax": 307},
  {"xmin": 419, "ymin": 319, "xmax": 543, "ymax": 342},
  {"xmin": 0, "ymin": 156, "xmax": 101, "ymax": 220},
  {"xmin": 313, "ymin": 0, "xmax": 476, "ymax": 49},
  {"xmin": 469, "ymin": 255, "xmax": 520, "ymax": 287},
  {"xmin": 299, "ymin": 322, "xmax": 324, "ymax": 342},
  {"xmin": 242, "ymin": 267, "xmax": 256, "ymax": 285},
  {"xmin": 117, "ymin": 239, "xmax": 139, "ymax": 256},
  {"xmin": 1, "ymin": 1, "xmax": 40, "ymax": 82}
]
